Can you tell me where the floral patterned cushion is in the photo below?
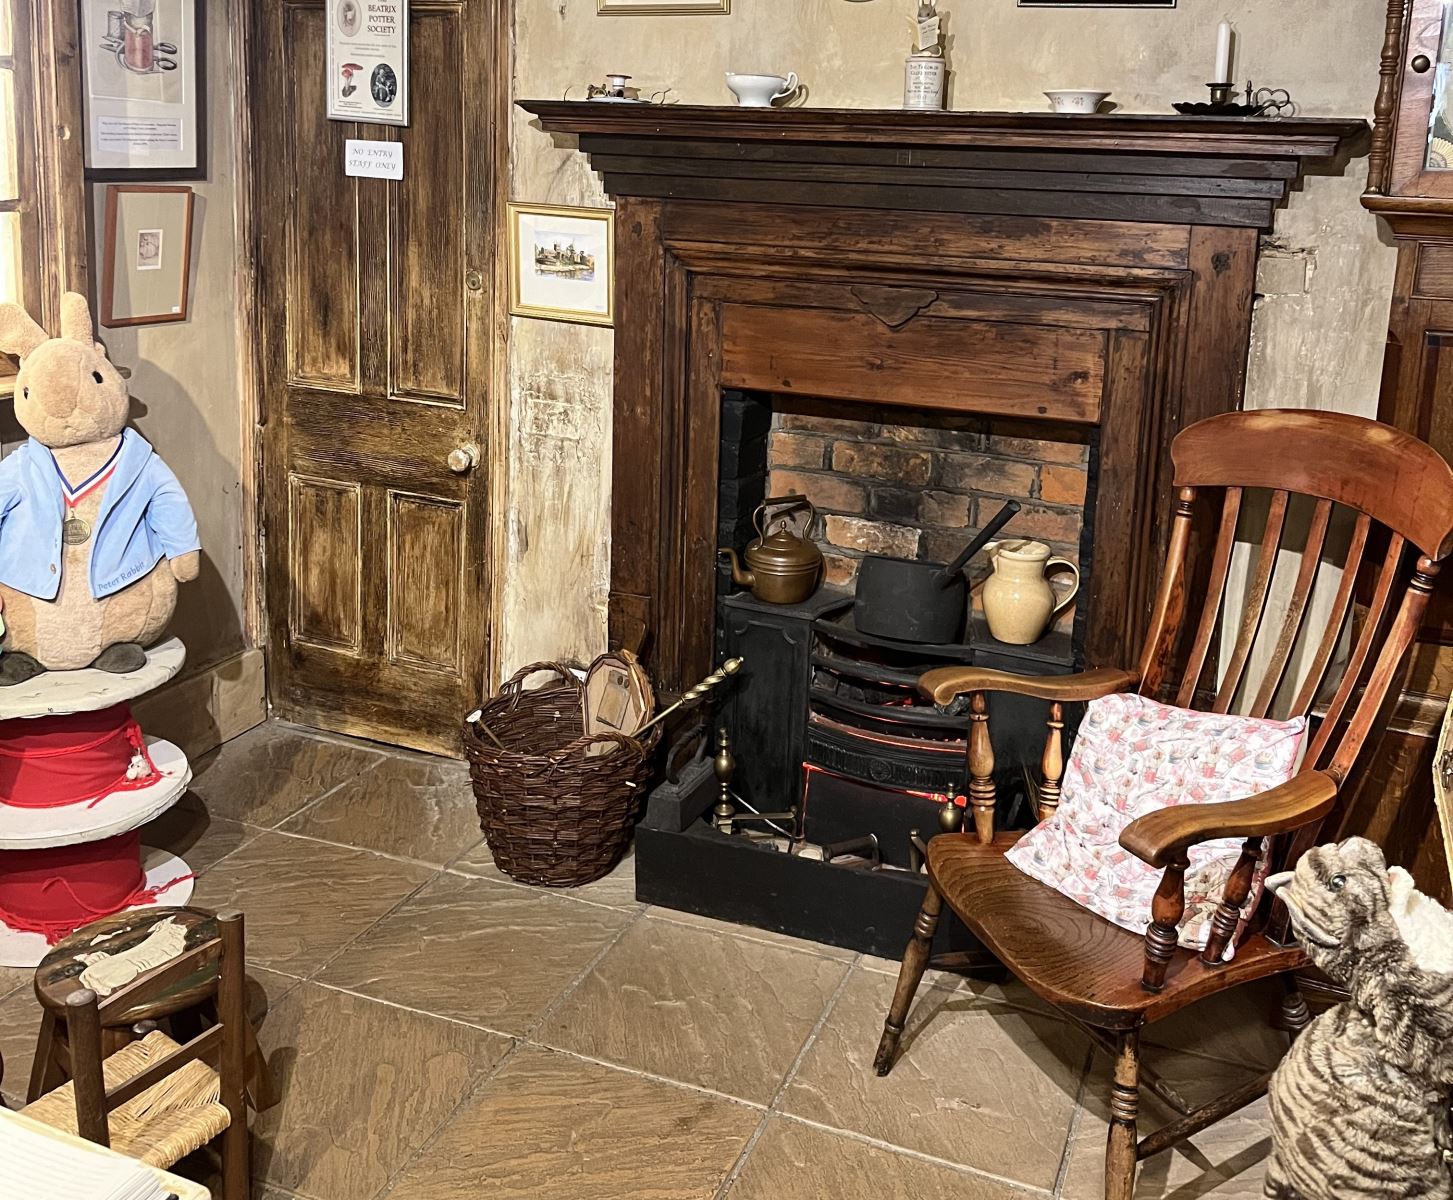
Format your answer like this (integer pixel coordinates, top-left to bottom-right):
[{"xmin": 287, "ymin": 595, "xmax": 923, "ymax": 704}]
[{"xmin": 1004, "ymin": 693, "xmax": 1306, "ymax": 960}]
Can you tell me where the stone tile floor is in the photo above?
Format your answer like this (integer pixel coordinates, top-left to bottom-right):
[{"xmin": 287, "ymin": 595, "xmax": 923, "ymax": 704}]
[{"xmin": 0, "ymin": 721, "xmax": 1290, "ymax": 1199}]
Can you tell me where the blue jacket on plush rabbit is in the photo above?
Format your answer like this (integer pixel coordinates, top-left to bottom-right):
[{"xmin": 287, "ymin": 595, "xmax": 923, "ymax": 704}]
[{"xmin": 0, "ymin": 429, "xmax": 198, "ymax": 601}]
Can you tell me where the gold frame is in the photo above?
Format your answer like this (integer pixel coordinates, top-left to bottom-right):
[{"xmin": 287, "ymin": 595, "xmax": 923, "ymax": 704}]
[
  {"xmin": 598, "ymin": 0, "xmax": 729, "ymax": 12},
  {"xmin": 508, "ymin": 202, "xmax": 615, "ymax": 328}
]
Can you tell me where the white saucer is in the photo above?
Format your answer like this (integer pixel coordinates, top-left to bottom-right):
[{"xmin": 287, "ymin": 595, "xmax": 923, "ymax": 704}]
[
  {"xmin": 0, "ymin": 738, "xmax": 191, "ymax": 849},
  {"xmin": 0, "ymin": 846, "xmax": 195, "ymax": 968},
  {"xmin": 0, "ymin": 638, "xmax": 186, "ymax": 720}
]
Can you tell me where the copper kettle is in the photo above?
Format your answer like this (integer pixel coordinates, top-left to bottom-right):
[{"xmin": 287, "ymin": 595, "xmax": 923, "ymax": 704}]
[{"xmin": 720, "ymin": 495, "xmax": 823, "ymax": 605}]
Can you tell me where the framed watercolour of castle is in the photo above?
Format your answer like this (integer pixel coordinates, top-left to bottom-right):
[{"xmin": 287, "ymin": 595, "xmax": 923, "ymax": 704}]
[{"xmin": 508, "ymin": 204, "xmax": 614, "ymax": 327}]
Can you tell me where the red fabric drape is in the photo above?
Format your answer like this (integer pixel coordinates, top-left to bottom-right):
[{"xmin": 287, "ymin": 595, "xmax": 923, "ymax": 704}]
[
  {"xmin": 0, "ymin": 703, "xmax": 159, "ymax": 808},
  {"xmin": 0, "ymin": 832, "xmax": 191, "ymax": 944}
]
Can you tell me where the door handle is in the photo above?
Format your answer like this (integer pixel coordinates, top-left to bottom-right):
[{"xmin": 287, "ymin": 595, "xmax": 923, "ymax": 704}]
[{"xmin": 447, "ymin": 442, "xmax": 480, "ymax": 474}]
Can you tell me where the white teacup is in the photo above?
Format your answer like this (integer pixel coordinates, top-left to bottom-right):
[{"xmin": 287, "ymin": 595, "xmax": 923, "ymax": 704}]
[
  {"xmin": 1044, "ymin": 89, "xmax": 1111, "ymax": 114},
  {"xmin": 726, "ymin": 72, "xmax": 799, "ymax": 108}
]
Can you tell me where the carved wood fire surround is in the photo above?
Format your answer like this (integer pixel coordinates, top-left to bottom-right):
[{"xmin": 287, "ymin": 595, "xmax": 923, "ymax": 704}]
[{"xmin": 520, "ymin": 105, "xmax": 1367, "ymax": 693}]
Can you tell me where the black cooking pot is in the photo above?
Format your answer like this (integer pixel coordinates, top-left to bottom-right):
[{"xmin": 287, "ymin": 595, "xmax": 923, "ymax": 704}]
[{"xmin": 853, "ymin": 500, "xmax": 1020, "ymax": 644}]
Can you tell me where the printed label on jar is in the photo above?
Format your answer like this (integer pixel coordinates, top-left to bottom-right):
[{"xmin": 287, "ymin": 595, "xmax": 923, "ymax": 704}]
[{"xmin": 904, "ymin": 56, "xmax": 946, "ymax": 110}]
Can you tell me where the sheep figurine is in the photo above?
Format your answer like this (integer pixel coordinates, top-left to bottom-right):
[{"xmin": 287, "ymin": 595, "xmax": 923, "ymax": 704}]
[{"xmin": 1264, "ymin": 837, "xmax": 1453, "ymax": 1199}]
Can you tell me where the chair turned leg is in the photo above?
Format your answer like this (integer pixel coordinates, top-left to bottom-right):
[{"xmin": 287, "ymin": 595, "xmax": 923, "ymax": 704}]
[
  {"xmin": 220, "ymin": 1112, "xmax": 250, "ymax": 1200},
  {"xmin": 26, "ymin": 1010, "xmax": 63, "ymax": 1103},
  {"xmin": 1105, "ymin": 1029, "xmax": 1141, "ymax": 1200},
  {"xmin": 1278, "ymin": 977, "xmax": 1312, "ymax": 1040},
  {"xmin": 873, "ymin": 884, "xmax": 943, "ymax": 1077}
]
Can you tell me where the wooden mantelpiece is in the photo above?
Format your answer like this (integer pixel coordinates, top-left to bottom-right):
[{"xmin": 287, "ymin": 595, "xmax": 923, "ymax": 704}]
[{"xmin": 518, "ymin": 104, "xmax": 1368, "ymax": 693}]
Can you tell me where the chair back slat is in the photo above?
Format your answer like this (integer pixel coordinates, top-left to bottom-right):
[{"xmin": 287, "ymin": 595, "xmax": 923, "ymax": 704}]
[
  {"xmin": 1174, "ymin": 486, "xmax": 1242, "ymax": 708},
  {"xmin": 1305, "ymin": 532, "xmax": 1405, "ymax": 769},
  {"xmin": 1212, "ymin": 489, "xmax": 1290, "ymax": 714},
  {"xmin": 1327, "ymin": 559, "xmax": 1441, "ymax": 780},
  {"xmin": 1289, "ymin": 511, "xmax": 1370, "ymax": 716},
  {"xmin": 1136, "ymin": 488, "xmax": 1196, "ymax": 699},
  {"xmin": 1249, "ymin": 498, "xmax": 1333, "ymax": 718}
]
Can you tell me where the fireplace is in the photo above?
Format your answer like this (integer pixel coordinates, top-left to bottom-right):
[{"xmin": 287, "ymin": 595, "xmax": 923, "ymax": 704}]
[{"xmin": 520, "ymin": 102, "xmax": 1368, "ymax": 952}]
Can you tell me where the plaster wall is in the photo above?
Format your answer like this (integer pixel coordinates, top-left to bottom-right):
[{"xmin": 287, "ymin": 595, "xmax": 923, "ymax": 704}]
[
  {"xmin": 504, "ymin": 0, "xmax": 1399, "ymax": 675},
  {"xmin": 86, "ymin": 13, "xmax": 248, "ymax": 675}
]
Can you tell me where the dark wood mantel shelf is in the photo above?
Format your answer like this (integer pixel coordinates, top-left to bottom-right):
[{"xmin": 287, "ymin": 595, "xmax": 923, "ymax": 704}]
[
  {"xmin": 520, "ymin": 100, "xmax": 1371, "ymax": 691},
  {"xmin": 520, "ymin": 103, "xmax": 1367, "ymax": 228}
]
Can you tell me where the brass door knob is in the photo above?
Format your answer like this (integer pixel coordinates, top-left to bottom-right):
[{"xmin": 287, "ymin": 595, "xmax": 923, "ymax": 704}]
[
  {"xmin": 447, "ymin": 443, "xmax": 480, "ymax": 473},
  {"xmin": 1414, "ymin": 54, "xmax": 1433, "ymax": 73}
]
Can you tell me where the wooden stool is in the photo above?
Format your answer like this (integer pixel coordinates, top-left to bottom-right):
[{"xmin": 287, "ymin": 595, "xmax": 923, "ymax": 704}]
[{"xmin": 27, "ymin": 906, "xmax": 277, "ymax": 1110}]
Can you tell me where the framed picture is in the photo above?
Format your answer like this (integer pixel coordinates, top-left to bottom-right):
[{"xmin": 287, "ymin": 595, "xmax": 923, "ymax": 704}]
[
  {"xmin": 509, "ymin": 204, "xmax": 614, "ymax": 328},
  {"xmin": 81, "ymin": 0, "xmax": 206, "ymax": 179},
  {"xmin": 327, "ymin": 0, "xmax": 410, "ymax": 127},
  {"xmin": 599, "ymin": 0, "xmax": 730, "ymax": 13},
  {"xmin": 100, "ymin": 185, "xmax": 195, "ymax": 327}
]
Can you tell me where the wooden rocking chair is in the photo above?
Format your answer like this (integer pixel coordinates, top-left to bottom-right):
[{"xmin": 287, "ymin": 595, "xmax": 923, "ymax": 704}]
[{"xmin": 873, "ymin": 409, "xmax": 1453, "ymax": 1200}]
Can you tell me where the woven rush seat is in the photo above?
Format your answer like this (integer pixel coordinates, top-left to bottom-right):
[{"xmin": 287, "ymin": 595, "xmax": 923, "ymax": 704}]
[{"xmin": 23, "ymin": 1030, "xmax": 230, "ymax": 1167}]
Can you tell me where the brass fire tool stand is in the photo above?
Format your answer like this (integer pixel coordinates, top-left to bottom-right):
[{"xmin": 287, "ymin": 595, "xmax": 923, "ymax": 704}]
[{"xmin": 711, "ymin": 728, "xmax": 800, "ymax": 837}]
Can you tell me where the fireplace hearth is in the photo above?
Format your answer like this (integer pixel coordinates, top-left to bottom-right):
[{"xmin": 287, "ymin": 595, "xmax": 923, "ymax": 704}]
[{"xmin": 520, "ymin": 101, "xmax": 1368, "ymax": 951}]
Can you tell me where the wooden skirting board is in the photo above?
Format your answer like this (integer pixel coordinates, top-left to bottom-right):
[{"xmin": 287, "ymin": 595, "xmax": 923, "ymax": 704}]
[{"xmin": 131, "ymin": 647, "xmax": 266, "ymax": 761}]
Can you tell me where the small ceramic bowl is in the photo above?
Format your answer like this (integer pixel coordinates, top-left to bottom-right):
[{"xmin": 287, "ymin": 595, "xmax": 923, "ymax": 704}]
[{"xmin": 1045, "ymin": 90, "xmax": 1111, "ymax": 115}]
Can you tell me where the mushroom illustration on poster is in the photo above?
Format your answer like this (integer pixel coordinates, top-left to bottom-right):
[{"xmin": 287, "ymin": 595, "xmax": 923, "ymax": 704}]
[{"xmin": 327, "ymin": 0, "xmax": 409, "ymax": 126}]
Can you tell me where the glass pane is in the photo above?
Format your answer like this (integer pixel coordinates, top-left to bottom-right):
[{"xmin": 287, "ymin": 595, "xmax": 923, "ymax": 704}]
[
  {"xmin": 0, "ymin": 1, "xmax": 11, "ymax": 58},
  {"xmin": 0, "ymin": 69, "xmax": 16, "ymax": 201},
  {"xmin": 1430, "ymin": 3, "xmax": 1453, "ymax": 169},
  {"xmin": 0, "ymin": 210, "xmax": 20, "ymax": 306}
]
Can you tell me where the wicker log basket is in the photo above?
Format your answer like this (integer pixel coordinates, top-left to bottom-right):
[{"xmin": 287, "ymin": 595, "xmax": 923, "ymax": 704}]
[{"xmin": 463, "ymin": 662, "xmax": 661, "ymax": 887}]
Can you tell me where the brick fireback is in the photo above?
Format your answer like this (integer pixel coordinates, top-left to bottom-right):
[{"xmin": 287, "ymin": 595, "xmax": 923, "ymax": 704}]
[{"xmin": 764, "ymin": 402, "xmax": 1092, "ymax": 609}]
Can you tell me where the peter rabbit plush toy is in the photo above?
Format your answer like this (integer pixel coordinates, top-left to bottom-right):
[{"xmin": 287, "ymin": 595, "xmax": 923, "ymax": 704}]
[{"xmin": 0, "ymin": 293, "xmax": 199, "ymax": 685}]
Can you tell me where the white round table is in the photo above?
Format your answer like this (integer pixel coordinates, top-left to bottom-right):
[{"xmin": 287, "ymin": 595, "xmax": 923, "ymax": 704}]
[
  {"xmin": 0, "ymin": 847, "xmax": 195, "ymax": 968},
  {"xmin": 0, "ymin": 644, "xmax": 196, "ymax": 968},
  {"xmin": 0, "ymin": 639, "xmax": 186, "ymax": 721},
  {"xmin": 0, "ymin": 739, "xmax": 191, "ymax": 849}
]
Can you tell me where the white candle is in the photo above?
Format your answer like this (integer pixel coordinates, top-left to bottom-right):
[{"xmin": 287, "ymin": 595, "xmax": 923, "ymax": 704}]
[{"xmin": 1214, "ymin": 19, "xmax": 1233, "ymax": 83}]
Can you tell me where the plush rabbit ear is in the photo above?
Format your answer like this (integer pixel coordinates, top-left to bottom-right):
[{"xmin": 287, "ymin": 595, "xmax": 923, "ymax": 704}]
[
  {"xmin": 0, "ymin": 303, "xmax": 48, "ymax": 358},
  {"xmin": 59, "ymin": 292, "xmax": 95, "ymax": 346}
]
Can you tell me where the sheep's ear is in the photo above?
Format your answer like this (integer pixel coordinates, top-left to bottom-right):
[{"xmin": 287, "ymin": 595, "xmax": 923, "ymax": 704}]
[
  {"xmin": 59, "ymin": 292, "xmax": 95, "ymax": 346},
  {"xmin": 0, "ymin": 303, "xmax": 48, "ymax": 358}
]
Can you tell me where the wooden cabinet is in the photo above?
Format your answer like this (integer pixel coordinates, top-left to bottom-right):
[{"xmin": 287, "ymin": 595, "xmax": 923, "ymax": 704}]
[{"xmin": 1357, "ymin": 0, "xmax": 1453, "ymax": 900}]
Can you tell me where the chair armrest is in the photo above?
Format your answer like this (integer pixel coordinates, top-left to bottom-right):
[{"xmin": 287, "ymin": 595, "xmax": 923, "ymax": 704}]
[
  {"xmin": 1119, "ymin": 770, "xmax": 1340, "ymax": 869},
  {"xmin": 917, "ymin": 665, "xmax": 1140, "ymax": 707}
]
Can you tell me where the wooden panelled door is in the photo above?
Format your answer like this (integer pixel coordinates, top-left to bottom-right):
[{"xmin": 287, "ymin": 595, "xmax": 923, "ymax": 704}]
[{"xmin": 254, "ymin": 0, "xmax": 502, "ymax": 753}]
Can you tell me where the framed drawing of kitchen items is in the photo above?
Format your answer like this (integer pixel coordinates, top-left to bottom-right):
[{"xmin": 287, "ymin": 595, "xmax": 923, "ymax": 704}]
[
  {"xmin": 599, "ymin": 0, "xmax": 730, "ymax": 13},
  {"xmin": 508, "ymin": 203, "xmax": 615, "ymax": 327},
  {"xmin": 100, "ymin": 185, "xmax": 195, "ymax": 327},
  {"xmin": 327, "ymin": 0, "xmax": 410, "ymax": 125},
  {"xmin": 81, "ymin": 0, "xmax": 205, "ymax": 179}
]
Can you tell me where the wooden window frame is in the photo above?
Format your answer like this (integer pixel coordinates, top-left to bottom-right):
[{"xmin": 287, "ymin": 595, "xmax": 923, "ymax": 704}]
[{"xmin": 2, "ymin": 0, "xmax": 86, "ymax": 396}]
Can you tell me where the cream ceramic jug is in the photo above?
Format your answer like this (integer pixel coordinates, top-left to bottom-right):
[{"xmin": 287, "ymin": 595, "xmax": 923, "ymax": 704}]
[{"xmin": 981, "ymin": 539, "xmax": 1080, "ymax": 645}]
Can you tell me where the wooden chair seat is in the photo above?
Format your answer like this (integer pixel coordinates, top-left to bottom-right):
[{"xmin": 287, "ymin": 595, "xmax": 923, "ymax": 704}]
[
  {"xmin": 22, "ymin": 1030, "xmax": 230, "ymax": 1168},
  {"xmin": 927, "ymin": 832, "xmax": 1305, "ymax": 1031}
]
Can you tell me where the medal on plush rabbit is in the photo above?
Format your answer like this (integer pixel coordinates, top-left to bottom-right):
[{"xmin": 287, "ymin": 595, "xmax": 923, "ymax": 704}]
[
  {"xmin": 56, "ymin": 442, "xmax": 121, "ymax": 547},
  {"xmin": 0, "ymin": 293, "xmax": 200, "ymax": 685}
]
